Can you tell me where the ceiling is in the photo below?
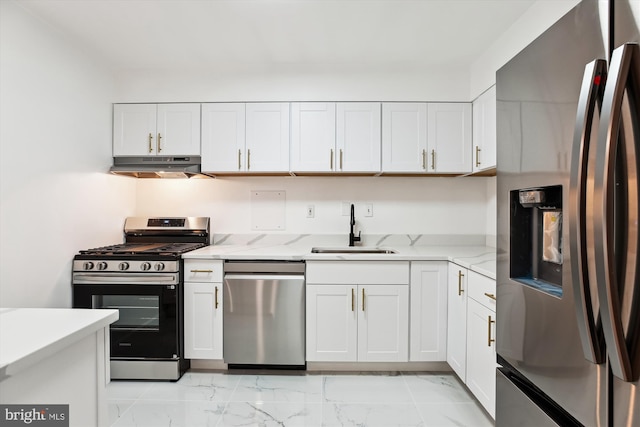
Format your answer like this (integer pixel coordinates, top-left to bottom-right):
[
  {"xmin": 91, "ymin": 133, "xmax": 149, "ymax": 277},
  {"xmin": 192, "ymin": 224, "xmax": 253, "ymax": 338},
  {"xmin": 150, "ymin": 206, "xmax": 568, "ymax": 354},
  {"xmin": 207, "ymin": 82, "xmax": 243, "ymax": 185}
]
[{"xmin": 19, "ymin": 0, "xmax": 537, "ymax": 75}]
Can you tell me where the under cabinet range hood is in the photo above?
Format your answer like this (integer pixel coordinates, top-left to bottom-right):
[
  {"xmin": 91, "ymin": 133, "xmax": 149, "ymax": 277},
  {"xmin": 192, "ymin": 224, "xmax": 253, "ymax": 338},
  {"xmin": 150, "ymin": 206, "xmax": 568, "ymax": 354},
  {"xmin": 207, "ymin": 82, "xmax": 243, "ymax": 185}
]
[{"xmin": 109, "ymin": 156, "xmax": 210, "ymax": 178}]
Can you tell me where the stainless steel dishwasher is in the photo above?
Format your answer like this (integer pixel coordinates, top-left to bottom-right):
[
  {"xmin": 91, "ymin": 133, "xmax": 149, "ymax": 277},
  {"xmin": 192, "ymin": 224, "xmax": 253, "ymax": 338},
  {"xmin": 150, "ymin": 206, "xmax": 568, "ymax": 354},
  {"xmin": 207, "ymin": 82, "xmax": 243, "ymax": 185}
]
[{"xmin": 223, "ymin": 261, "xmax": 305, "ymax": 368}]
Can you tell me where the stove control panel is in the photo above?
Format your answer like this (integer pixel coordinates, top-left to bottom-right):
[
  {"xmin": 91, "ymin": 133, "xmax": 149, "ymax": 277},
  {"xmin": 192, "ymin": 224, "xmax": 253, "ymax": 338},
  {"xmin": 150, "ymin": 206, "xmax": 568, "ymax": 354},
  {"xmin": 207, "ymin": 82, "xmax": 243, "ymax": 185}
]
[{"xmin": 73, "ymin": 260, "xmax": 180, "ymax": 273}]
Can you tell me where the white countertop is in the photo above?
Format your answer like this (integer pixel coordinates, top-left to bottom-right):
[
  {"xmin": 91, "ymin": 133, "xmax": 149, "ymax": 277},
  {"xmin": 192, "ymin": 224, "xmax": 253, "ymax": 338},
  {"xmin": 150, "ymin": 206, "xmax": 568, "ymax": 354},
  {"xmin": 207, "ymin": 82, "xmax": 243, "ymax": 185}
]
[
  {"xmin": 0, "ymin": 308, "xmax": 119, "ymax": 381},
  {"xmin": 184, "ymin": 236, "xmax": 496, "ymax": 279}
]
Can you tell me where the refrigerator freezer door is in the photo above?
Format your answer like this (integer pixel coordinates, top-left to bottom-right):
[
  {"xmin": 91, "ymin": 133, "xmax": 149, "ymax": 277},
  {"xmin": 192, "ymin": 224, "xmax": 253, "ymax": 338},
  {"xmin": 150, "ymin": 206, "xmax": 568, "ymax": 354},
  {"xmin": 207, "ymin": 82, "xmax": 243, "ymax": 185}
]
[{"xmin": 497, "ymin": 1, "xmax": 607, "ymax": 425}]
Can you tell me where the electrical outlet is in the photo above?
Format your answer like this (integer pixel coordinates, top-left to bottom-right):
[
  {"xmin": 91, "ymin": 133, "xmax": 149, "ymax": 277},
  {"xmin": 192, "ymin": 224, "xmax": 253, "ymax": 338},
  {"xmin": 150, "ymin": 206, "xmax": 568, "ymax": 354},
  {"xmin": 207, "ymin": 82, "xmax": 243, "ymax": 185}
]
[
  {"xmin": 306, "ymin": 205, "xmax": 315, "ymax": 218},
  {"xmin": 365, "ymin": 203, "xmax": 373, "ymax": 217}
]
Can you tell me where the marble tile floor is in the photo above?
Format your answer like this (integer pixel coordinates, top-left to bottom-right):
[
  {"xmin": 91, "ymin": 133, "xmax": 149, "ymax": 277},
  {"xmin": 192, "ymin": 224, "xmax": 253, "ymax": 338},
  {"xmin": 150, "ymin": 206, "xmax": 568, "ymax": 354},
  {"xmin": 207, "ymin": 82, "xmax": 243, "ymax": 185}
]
[{"xmin": 108, "ymin": 371, "xmax": 494, "ymax": 427}]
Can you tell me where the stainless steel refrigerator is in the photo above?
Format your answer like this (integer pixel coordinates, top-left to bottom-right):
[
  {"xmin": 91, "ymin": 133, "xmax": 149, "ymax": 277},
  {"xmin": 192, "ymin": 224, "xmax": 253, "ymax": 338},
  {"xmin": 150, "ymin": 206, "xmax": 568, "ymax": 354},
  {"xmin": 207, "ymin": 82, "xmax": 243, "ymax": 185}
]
[{"xmin": 496, "ymin": 0, "xmax": 639, "ymax": 425}]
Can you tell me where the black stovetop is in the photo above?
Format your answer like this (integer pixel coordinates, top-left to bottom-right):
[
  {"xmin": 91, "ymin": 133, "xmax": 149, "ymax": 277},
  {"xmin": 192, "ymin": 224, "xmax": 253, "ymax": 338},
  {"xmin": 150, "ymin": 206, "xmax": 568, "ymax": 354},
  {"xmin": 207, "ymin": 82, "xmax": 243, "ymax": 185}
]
[{"xmin": 79, "ymin": 242, "xmax": 206, "ymax": 256}]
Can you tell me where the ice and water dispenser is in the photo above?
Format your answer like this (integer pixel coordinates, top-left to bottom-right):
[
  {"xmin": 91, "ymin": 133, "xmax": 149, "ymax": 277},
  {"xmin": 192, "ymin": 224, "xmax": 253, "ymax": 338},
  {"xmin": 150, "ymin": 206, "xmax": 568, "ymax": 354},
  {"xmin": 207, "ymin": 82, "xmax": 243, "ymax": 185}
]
[{"xmin": 510, "ymin": 185, "xmax": 564, "ymax": 297}]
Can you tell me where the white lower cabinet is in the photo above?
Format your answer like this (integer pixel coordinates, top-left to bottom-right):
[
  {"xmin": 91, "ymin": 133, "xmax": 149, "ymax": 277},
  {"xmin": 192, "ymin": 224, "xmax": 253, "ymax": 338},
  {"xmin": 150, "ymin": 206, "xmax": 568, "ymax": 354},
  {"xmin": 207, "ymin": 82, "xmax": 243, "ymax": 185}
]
[
  {"xmin": 466, "ymin": 270, "xmax": 497, "ymax": 418},
  {"xmin": 409, "ymin": 261, "xmax": 448, "ymax": 361},
  {"xmin": 184, "ymin": 260, "xmax": 223, "ymax": 359},
  {"xmin": 447, "ymin": 263, "xmax": 468, "ymax": 380},
  {"xmin": 305, "ymin": 261, "xmax": 409, "ymax": 362}
]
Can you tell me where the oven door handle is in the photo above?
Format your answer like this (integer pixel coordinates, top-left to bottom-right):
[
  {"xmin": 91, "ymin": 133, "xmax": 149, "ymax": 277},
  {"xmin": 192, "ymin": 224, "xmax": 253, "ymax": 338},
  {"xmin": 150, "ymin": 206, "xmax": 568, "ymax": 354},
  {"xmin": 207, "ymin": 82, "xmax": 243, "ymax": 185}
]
[{"xmin": 73, "ymin": 272, "xmax": 178, "ymax": 285}]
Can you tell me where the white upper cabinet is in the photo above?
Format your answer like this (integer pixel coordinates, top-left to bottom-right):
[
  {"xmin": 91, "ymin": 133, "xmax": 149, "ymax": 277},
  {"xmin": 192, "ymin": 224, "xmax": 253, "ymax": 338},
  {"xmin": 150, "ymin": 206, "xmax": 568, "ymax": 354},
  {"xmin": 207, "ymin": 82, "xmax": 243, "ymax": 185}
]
[
  {"xmin": 336, "ymin": 103, "xmax": 381, "ymax": 172},
  {"xmin": 427, "ymin": 103, "xmax": 472, "ymax": 173},
  {"xmin": 201, "ymin": 103, "xmax": 289, "ymax": 172},
  {"xmin": 201, "ymin": 103, "xmax": 246, "ymax": 172},
  {"xmin": 382, "ymin": 103, "xmax": 428, "ymax": 172},
  {"xmin": 113, "ymin": 103, "xmax": 200, "ymax": 157},
  {"xmin": 245, "ymin": 103, "xmax": 290, "ymax": 172},
  {"xmin": 472, "ymin": 85, "xmax": 497, "ymax": 173},
  {"xmin": 290, "ymin": 102, "xmax": 337, "ymax": 172}
]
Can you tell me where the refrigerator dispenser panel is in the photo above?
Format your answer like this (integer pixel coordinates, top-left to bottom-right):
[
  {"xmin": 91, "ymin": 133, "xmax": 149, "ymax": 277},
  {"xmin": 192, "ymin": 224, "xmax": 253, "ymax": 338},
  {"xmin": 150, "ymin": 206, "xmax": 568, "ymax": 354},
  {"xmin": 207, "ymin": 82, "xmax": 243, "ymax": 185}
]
[{"xmin": 510, "ymin": 185, "xmax": 563, "ymax": 296}]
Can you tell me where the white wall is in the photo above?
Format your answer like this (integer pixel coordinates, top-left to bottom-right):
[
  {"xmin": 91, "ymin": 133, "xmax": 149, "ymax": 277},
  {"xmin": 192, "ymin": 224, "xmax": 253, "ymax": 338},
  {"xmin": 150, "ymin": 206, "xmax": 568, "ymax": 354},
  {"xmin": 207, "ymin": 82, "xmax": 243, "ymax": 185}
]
[
  {"xmin": 135, "ymin": 176, "xmax": 490, "ymax": 237},
  {"xmin": 114, "ymin": 68, "xmax": 471, "ymax": 103},
  {"xmin": 470, "ymin": 0, "xmax": 581, "ymax": 98},
  {"xmin": 0, "ymin": 1, "xmax": 136, "ymax": 308}
]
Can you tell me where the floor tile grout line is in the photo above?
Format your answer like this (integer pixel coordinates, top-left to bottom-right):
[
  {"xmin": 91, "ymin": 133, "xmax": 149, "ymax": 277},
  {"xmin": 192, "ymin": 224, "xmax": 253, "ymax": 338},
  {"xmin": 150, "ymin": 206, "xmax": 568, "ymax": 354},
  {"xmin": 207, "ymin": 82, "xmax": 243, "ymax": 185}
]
[
  {"xmin": 108, "ymin": 382, "xmax": 155, "ymax": 426},
  {"xmin": 214, "ymin": 373, "xmax": 243, "ymax": 427},
  {"xmin": 401, "ymin": 372, "xmax": 428, "ymax": 427}
]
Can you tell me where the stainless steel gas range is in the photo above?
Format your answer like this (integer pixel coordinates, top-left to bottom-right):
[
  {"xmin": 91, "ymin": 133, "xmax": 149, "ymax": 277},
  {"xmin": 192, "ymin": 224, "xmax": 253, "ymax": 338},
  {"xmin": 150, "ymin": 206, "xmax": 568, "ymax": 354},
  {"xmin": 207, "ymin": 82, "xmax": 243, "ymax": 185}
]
[{"xmin": 72, "ymin": 217, "xmax": 210, "ymax": 381}]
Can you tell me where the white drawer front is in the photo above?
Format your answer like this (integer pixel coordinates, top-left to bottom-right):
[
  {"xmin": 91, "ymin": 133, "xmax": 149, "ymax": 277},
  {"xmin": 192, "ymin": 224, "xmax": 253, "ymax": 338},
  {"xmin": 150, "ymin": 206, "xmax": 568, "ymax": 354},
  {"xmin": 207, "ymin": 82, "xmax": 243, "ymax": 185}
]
[
  {"xmin": 184, "ymin": 260, "xmax": 223, "ymax": 282},
  {"xmin": 468, "ymin": 270, "xmax": 496, "ymax": 310},
  {"xmin": 306, "ymin": 261, "xmax": 409, "ymax": 285}
]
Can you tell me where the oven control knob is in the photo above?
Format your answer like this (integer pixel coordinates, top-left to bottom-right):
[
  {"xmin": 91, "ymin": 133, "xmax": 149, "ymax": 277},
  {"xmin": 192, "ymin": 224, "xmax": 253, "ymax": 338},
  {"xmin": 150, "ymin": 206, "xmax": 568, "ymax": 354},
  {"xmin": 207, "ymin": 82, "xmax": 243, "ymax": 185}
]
[
  {"xmin": 154, "ymin": 262, "xmax": 165, "ymax": 271},
  {"xmin": 141, "ymin": 262, "xmax": 151, "ymax": 271},
  {"xmin": 83, "ymin": 262, "xmax": 94, "ymax": 270},
  {"xmin": 97, "ymin": 262, "xmax": 108, "ymax": 271},
  {"xmin": 118, "ymin": 262, "xmax": 130, "ymax": 271}
]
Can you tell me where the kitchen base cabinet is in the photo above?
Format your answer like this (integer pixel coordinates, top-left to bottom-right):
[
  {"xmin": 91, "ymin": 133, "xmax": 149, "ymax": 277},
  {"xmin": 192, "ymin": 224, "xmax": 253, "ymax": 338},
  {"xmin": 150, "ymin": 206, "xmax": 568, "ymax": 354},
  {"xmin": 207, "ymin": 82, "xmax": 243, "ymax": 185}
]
[
  {"xmin": 447, "ymin": 263, "xmax": 468, "ymax": 380},
  {"xmin": 466, "ymin": 298, "xmax": 496, "ymax": 418},
  {"xmin": 409, "ymin": 261, "xmax": 448, "ymax": 361},
  {"xmin": 306, "ymin": 261, "xmax": 409, "ymax": 362},
  {"xmin": 184, "ymin": 260, "xmax": 223, "ymax": 360},
  {"xmin": 466, "ymin": 270, "xmax": 497, "ymax": 418},
  {"xmin": 305, "ymin": 285, "xmax": 357, "ymax": 362}
]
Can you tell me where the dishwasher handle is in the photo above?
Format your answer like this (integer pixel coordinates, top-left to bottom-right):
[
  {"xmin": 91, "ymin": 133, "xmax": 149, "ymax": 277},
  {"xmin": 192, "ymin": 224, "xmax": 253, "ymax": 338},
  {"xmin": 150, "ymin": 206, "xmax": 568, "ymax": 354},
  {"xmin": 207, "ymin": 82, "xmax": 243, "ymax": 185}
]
[{"xmin": 224, "ymin": 274, "xmax": 304, "ymax": 282}]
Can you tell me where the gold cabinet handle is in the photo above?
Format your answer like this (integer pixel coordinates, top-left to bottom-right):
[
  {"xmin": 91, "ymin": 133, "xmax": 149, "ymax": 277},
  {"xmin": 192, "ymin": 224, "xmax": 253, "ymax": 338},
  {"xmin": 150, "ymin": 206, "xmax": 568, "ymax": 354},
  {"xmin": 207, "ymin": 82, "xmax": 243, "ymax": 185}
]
[
  {"xmin": 190, "ymin": 269, "xmax": 213, "ymax": 273},
  {"xmin": 484, "ymin": 292, "xmax": 496, "ymax": 301},
  {"xmin": 340, "ymin": 149, "xmax": 343, "ymax": 170},
  {"xmin": 475, "ymin": 146, "xmax": 481, "ymax": 167},
  {"xmin": 215, "ymin": 286, "xmax": 219, "ymax": 309},
  {"xmin": 488, "ymin": 315, "xmax": 496, "ymax": 347},
  {"xmin": 148, "ymin": 133, "xmax": 153, "ymax": 153},
  {"xmin": 157, "ymin": 133, "xmax": 162, "ymax": 153},
  {"xmin": 330, "ymin": 149, "xmax": 334, "ymax": 171},
  {"xmin": 422, "ymin": 149, "xmax": 426, "ymax": 170},
  {"xmin": 458, "ymin": 270, "xmax": 465, "ymax": 295},
  {"xmin": 362, "ymin": 288, "xmax": 365, "ymax": 311},
  {"xmin": 247, "ymin": 149, "xmax": 251, "ymax": 170},
  {"xmin": 431, "ymin": 149, "xmax": 436, "ymax": 170},
  {"xmin": 238, "ymin": 149, "xmax": 242, "ymax": 170},
  {"xmin": 351, "ymin": 288, "xmax": 355, "ymax": 311}
]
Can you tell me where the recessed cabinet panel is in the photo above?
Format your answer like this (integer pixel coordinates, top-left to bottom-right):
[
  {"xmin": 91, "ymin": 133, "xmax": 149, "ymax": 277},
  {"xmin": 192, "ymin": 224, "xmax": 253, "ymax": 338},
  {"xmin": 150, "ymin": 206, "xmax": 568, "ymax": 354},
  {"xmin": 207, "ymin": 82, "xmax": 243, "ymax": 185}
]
[
  {"xmin": 201, "ymin": 103, "xmax": 246, "ymax": 172},
  {"xmin": 113, "ymin": 104, "xmax": 157, "ymax": 156},
  {"xmin": 184, "ymin": 282, "xmax": 223, "ymax": 360},
  {"xmin": 427, "ymin": 103, "xmax": 472, "ymax": 173},
  {"xmin": 410, "ymin": 261, "xmax": 448, "ymax": 361},
  {"xmin": 447, "ymin": 263, "xmax": 468, "ymax": 380},
  {"xmin": 291, "ymin": 102, "xmax": 337, "ymax": 172},
  {"xmin": 245, "ymin": 103, "xmax": 290, "ymax": 172},
  {"xmin": 156, "ymin": 104, "xmax": 201, "ymax": 156},
  {"xmin": 467, "ymin": 298, "xmax": 497, "ymax": 418},
  {"xmin": 382, "ymin": 103, "xmax": 428, "ymax": 172},
  {"xmin": 336, "ymin": 103, "xmax": 381, "ymax": 172}
]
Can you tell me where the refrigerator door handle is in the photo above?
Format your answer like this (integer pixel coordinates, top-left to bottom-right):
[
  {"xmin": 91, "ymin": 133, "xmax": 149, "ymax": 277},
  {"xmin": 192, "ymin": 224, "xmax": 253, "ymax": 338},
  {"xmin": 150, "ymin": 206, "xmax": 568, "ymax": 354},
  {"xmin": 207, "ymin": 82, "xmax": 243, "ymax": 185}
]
[
  {"xmin": 569, "ymin": 59, "xmax": 607, "ymax": 364},
  {"xmin": 594, "ymin": 43, "xmax": 640, "ymax": 382}
]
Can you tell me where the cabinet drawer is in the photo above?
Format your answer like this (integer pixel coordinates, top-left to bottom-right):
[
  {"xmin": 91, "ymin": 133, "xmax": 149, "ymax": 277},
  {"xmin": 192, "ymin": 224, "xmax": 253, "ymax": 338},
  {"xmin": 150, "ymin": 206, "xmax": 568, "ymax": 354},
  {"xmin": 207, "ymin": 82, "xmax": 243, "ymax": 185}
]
[
  {"xmin": 184, "ymin": 260, "xmax": 223, "ymax": 282},
  {"xmin": 468, "ymin": 270, "xmax": 496, "ymax": 310},
  {"xmin": 306, "ymin": 261, "xmax": 409, "ymax": 285}
]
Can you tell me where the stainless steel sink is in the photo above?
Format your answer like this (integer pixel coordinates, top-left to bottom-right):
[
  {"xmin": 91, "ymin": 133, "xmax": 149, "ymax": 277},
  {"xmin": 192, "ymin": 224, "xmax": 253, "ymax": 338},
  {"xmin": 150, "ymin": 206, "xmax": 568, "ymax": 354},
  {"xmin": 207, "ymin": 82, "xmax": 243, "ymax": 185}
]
[{"xmin": 310, "ymin": 247, "xmax": 397, "ymax": 254}]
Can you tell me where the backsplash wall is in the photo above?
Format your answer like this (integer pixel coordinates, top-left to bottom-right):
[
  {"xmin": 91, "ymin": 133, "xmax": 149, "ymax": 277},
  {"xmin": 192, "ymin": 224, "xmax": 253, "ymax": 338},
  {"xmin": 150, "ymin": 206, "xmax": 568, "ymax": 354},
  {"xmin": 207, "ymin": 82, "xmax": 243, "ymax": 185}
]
[{"xmin": 135, "ymin": 176, "xmax": 491, "ymax": 238}]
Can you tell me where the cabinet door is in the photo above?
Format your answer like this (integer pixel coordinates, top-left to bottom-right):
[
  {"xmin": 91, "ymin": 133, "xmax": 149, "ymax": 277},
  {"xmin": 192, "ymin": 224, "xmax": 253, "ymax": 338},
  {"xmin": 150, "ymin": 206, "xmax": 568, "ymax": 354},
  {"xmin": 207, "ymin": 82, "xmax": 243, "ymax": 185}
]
[
  {"xmin": 291, "ymin": 102, "xmax": 336, "ymax": 172},
  {"xmin": 336, "ymin": 103, "xmax": 381, "ymax": 172},
  {"xmin": 472, "ymin": 86, "xmax": 496, "ymax": 172},
  {"xmin": 306, "ymin": 285, "xmax": 357, "ymax": 362},
  {"xmin": 357, "ymin": 285, "xmax": 409, "ymax": 362},
  {"xmin": 427, "ymin": 103, "xmax": 472, "ymax": 173},
  {"xmin": 447, "ymin": 264, "xmax": 468, "ymax": 380},
  {"xmin": 382, "ymin": 103, "xmax": 428, "ymax": 172},
  {"xmin": 113, "ymin": 104, "xmax": 157, "ymax": 156},
  {"xmin": 245, "ymin": 103, "xmax": 290, "ymax": 172},
  {"xmin": 409, "ymin": 261, "xmax": 448, "ymax": 361},
  {"xmin": 201, "ymin": 103, "xmax": 246, "ymax": 172},
  {"xmin": 466, "ymin": 298, "xmax": 497, "ymax": 418},
  {"xmin": 155, "ymin": 104, "xmax": 201, "ymax": 156},
  {"xmin": 184, "ymin": 282, "xmax": 223, "ymax": 359}
]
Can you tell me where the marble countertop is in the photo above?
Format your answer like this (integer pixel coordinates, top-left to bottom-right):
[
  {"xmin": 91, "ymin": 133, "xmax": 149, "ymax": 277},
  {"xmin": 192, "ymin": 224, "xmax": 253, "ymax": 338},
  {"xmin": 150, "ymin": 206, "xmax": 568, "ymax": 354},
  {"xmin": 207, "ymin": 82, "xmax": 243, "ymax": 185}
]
[
  {"xmin": 184, "ymin": 234, "xmax": 496, "ymax": 279},
  {"xmin": 0, "ymin": 308, "xmax": 119, "ymax": 381}
]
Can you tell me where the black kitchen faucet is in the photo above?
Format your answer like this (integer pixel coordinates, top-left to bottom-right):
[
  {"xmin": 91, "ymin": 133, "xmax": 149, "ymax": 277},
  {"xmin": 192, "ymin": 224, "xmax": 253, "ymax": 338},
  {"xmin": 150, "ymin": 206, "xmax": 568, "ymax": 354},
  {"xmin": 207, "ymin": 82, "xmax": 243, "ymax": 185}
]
[{"xmin": 349, "ymin": 203, "xmax": 361, "ymax": 247}]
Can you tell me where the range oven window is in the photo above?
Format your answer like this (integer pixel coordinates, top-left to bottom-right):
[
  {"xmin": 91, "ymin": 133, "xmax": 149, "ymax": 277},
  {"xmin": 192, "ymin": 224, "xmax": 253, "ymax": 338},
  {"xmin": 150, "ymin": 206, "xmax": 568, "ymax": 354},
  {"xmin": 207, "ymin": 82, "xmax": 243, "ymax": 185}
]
[{"xmin": 93, "ymin": 295, "xmax": 160, "ymax": 329}]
